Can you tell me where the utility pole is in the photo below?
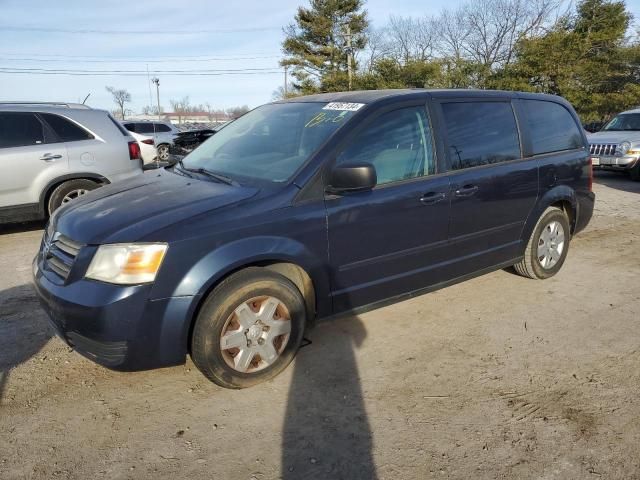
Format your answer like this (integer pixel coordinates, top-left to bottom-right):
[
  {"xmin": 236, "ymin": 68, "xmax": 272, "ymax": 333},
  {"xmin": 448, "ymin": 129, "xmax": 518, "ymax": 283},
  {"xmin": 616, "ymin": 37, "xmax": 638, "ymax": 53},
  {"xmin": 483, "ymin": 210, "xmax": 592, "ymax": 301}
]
[
  {"xmin": 283, "ymin": 65, "xmax": 288, "ymax": 98},
  {"xmin": 344, "ymin": 23, "xmax": 353, "ymax": 91},
  {"xmin": 151, "ymin": 77, "xmax": 161, "ymax": 120}
]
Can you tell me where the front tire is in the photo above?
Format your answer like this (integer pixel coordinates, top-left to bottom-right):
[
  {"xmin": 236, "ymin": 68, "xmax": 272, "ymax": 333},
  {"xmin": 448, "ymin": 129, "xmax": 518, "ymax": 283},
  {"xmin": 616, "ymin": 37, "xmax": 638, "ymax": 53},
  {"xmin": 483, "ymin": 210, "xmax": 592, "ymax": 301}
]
[
  {"xmin": 514, "ymin": 207, "xmax": 570, "ymax": 279},
  {"xmin": 191, "ymin": 267, "xmax": 307, "ymax": 389}
]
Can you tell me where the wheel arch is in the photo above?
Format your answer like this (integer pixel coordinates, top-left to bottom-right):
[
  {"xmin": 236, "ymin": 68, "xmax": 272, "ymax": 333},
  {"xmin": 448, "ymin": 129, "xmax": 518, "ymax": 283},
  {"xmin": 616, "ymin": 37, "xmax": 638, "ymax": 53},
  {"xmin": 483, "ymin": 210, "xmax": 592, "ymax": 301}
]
[
  {"xmin": 39, "ymin": 173, "xmax": 108, "ymax": 217},
  {"xmin": 523, "ymin": 186, "xmax": 578, "ymax": 244}
]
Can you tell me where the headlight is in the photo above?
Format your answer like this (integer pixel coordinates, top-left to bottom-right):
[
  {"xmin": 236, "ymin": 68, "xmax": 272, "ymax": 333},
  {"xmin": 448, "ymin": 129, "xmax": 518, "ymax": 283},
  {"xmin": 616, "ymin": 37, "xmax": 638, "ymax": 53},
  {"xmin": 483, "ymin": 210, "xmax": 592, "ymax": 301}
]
[
  {"xmin": 617, "ymin": 141, "xmax": 631, "ymax": 156},
  {"xmin": 86, "ymin": 243, "xmax": 167, "ymax": 284}
]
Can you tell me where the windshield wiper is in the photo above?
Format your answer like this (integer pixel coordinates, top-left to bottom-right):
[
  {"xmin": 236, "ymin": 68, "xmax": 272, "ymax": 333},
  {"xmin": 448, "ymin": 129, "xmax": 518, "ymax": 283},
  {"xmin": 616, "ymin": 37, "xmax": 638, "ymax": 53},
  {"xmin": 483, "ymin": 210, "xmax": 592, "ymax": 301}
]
[{"xmin": 178, "ymin": 161, "xmax": 237, "ymax": 186}]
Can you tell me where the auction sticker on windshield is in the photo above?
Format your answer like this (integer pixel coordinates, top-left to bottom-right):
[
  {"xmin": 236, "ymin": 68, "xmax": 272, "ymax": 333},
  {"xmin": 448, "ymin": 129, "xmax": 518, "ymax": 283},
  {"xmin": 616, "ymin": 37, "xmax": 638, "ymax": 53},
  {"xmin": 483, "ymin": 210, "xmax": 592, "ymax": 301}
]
[{"xmin": 322, "ymin": 102, "xmax": 365, "ymax": 111}]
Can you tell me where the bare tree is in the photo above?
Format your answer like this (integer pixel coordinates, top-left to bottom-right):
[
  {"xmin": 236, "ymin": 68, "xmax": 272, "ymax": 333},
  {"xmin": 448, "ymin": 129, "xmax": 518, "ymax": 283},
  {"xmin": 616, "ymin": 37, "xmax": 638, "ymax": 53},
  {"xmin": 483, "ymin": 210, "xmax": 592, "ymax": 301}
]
[
  {"xmin": 434, "ymin": 7, "xmax": 470, "ymax": 61},
  {"xmin": 361, "ymin": 27, "xmax": 393, "ymax": 72},
  {"xmin": 226, "ymin": 106, "xmax": 250, "ymax": 120},
  {"xmin": 387, "ymin": 15, "xmax": 437, "ymax": 64},
  {"xmin": 170, "ymin": 96, "xmax": 192, "ymax": 124},
  {"xmin": 105, "ymin": 86, "xmax": 131, "ymax": 120}
]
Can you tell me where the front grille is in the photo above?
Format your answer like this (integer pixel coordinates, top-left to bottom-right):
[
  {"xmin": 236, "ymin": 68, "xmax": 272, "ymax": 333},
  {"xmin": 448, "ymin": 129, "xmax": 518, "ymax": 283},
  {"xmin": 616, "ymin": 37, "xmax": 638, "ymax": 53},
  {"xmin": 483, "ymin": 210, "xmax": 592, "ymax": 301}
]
[
  {"xmin": 44, "ymin": 233, "xmax": 83, "ymax": 281},
  {"xmin": 589, "ymin": 143, "xmax": 617, "ymax": 156}
]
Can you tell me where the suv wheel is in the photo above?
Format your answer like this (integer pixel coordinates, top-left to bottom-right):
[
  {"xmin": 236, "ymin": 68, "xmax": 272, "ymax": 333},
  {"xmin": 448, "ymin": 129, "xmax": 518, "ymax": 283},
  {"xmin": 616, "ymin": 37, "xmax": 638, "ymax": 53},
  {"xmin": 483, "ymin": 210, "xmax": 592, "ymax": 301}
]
[
  {"xmin": 191, "ymin": 267, "xmax": 307, "ymax": 389},
  {"xmin": 48, "ymin": 179, "xmax": 98, "ymax": 215},
  {"xmin": 514, "ymin": 207, "xmax": 571, "ymax": 279},
  {"xmin": 157, "ymin": 144, "xmax": 170, "ymax": 161}
]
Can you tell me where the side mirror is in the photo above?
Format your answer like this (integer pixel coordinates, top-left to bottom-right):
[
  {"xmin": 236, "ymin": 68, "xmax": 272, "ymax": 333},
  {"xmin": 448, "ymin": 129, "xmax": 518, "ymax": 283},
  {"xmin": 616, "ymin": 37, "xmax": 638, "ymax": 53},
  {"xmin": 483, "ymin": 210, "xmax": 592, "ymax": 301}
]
[{"xmin": 327, "ymin": 163, "xmax": 377, "ymax": 194}]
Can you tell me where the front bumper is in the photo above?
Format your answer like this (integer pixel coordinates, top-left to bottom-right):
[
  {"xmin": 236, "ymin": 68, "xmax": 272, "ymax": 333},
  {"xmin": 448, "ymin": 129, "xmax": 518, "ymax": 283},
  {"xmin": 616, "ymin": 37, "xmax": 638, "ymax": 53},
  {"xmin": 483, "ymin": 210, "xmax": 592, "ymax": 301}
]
[
  {"xmin": 32, "ymin": 255, "xmax": 196, "ymax": 371},
  {"xmin": 592, "ymin": 155, "xmax": 639, "ymax": 171}
]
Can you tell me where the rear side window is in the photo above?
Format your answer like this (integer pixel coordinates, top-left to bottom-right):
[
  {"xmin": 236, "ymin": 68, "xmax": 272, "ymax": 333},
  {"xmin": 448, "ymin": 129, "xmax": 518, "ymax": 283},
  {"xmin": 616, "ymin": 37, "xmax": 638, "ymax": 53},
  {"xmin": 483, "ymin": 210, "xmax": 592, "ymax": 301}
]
[
  {"xmin": 442, "ymin": 102, "xmax": 521, "ymax": 170},
  {"xmin": 40, "ymin": 113, "xmax": 93, "ymax": 142},
  {"xmin": 522, "ymin": 100, "xmax": 583, "ymax": 155},
  {"xmin": 136, "ymin": 123, "xmax": 156, "ymax": 134},
  {"xmin": 0, "ymin": 112, "xmax": 46, "ymax": 148},
  {"xmin": 154, "ymin": 123, "xmax": 171, "ymax": 132},
  {"xmin": 109, "ymin": 115, "xmax": 131, "ymax": 136},
  {"xmin": 122, "ymin": 123, "xmax": 135, "ymax": 132}
]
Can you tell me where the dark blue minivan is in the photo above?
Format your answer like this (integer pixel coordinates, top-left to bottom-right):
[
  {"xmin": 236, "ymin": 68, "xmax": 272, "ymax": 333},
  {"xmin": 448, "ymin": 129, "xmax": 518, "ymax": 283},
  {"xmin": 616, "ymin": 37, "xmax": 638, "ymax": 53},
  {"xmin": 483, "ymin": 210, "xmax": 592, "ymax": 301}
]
[{"xmin": 33, "ymin": 89, "xmax": 595, "ymax": 388}]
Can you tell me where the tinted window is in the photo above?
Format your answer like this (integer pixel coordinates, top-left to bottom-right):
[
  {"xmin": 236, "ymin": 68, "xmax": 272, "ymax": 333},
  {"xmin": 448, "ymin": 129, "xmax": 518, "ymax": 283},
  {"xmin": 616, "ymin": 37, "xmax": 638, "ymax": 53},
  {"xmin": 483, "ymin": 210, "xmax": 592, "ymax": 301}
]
[
  {"xmin": 602, "ymin": 112, "xmax": 640, "ymax": 132},
  {"xmin": 0, "ymin": 112, "xmax": 45, "ymax": 148},
  {"xmin": 123, "ymin": 123, "xmax": 135, "ymax": 132},
  {"xmin": 154, "ymin": 123, "xmax": 172, "ymax": 132},
  {"xmin": 40, "ymin": 113, "xmax": 93, "ymax": 142},
  {"xmin": 135, "ymin": 123, "xmax": 156, "ymax": 134},
  {"xmin": 337, "ymin": 106, "xmax": 435, "ymax": 185},
  {"xmin": 442, "ymin": 102, "xmax": 520, "ymax": 170},
  {"xmin": 523, "ymin": 100, "xmax": 583, "ymax": 154},
  {"xmin": 110, "ymin": 116, "xmax": 131, "ymax": 135}
]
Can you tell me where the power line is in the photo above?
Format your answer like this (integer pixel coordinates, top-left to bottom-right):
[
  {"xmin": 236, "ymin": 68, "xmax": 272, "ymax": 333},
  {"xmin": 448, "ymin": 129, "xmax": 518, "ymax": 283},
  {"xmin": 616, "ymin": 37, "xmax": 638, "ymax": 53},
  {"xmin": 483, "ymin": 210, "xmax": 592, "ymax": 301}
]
[
  {"xmin": 0, "ymin": 52, "xmax": 281, "ymax": 60},
  {"xmin": 0, "ymin": 69, "xmax": 282, "ymax": 77},
  {"xmin": 0, "ymin": 25, "xmax": 280, "ymax": 35},
  {"xmin": 0, "ymin": 56, "xmax": 282, "ymax": 64},
  {"xmin": 0, "ymin": 66, "xmax": 280, "ymax": 73}
]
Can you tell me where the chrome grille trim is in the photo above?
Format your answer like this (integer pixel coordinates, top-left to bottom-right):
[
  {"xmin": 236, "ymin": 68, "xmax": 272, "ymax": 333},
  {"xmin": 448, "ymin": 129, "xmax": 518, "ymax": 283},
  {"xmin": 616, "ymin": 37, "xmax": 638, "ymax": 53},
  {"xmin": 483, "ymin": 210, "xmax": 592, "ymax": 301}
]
[
  {"xmin": 43, "ymin": 233, "xmax": 83, "ymax": 281},
  {"xmin": 589, "ymin": 143, "xmax": 617, "ymax": 156}
]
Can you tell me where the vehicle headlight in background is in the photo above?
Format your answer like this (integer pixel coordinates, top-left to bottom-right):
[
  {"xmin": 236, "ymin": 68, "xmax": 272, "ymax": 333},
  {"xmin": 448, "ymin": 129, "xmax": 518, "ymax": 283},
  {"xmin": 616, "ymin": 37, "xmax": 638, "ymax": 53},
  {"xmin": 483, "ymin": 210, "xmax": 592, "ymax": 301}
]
[
  {"xmin": 86, "ymin": 243, "xmax": 167, "ymax": 284},
  {"xmin": 617, "ymin": 141, "xmax": 631, "ymax": 156}
]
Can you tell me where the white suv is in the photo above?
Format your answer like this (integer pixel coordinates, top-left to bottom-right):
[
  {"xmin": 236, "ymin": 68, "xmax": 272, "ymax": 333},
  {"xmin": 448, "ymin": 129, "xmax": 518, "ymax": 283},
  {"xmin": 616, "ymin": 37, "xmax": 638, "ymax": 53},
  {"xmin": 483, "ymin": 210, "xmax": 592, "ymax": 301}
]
[
  {"xmin": 0, "ymin": 102, "xmax": 143, "ymax": 224},
  {"xmin": 121, "ymin": 120, "xmax": 179, "ymax": 162}
]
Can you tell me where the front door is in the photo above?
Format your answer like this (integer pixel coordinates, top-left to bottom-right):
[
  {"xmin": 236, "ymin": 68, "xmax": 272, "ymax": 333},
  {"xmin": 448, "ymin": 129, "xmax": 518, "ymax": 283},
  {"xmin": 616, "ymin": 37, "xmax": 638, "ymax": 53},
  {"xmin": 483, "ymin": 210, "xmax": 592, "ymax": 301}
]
[
  {"xmin": 326, "ymin": 104, "xmax": 451, "ymax": 313},
  {"xmin": 0, "ymin": 112, "xmax": 68, "ymax": 208}
]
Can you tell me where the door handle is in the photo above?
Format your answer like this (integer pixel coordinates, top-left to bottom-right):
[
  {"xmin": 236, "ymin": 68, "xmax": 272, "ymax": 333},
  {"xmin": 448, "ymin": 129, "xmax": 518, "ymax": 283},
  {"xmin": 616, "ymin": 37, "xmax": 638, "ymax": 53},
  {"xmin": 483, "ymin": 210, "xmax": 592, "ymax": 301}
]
[
  {"xmin": 40, "ymin": 154, "xmax": 62, "ymax": 162},
  {"xmin": 419, "ymin": 192, "xmax": 446, "ymax": 205},
  {"xmin": 454, "ymin": 185, "xmax": 479, "ymax": 197}
]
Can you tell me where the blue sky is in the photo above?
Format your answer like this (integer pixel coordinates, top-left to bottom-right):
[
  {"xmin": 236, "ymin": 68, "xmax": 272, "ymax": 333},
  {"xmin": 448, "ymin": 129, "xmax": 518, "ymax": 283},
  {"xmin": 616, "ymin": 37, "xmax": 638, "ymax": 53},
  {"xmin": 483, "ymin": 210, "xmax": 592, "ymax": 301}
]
[{"xmin": 0, "ymin": 0, "xmax": 638, "ymax": 113}]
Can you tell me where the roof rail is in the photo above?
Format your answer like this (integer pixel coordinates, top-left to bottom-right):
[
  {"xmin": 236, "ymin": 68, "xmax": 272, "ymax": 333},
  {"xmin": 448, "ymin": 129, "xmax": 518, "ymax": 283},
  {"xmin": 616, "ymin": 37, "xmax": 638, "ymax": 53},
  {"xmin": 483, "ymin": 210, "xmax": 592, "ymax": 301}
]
[{"xmin": 0, "ymin": 101, "xmax": 91, "ymax": 109}]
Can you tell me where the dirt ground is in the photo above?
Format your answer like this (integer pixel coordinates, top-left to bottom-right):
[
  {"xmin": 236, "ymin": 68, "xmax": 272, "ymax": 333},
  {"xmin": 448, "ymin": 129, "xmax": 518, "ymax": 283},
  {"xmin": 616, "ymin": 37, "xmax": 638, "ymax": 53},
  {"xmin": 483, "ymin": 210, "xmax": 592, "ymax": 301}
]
[{"xmin": 1, "ymin": 171, "xmax": 639, "ymax": 480}]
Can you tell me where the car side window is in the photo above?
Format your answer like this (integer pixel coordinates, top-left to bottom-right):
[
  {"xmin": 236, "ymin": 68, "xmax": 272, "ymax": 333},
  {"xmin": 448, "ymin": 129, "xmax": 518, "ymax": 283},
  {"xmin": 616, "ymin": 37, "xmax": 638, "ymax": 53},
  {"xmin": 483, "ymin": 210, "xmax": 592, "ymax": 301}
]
[
  {"xmin": 337, "ymin": 106, "xmax": 435, "ymax": 185},
  {"xmin": 442, "ymin": 101, "xmax": 520, "ymax": 170},
  {"xmin": 154, "ymin": 123, "xmax": 171, "ymax": 132},
  {"xmin": 0, "ymin": 112, "xmax": 46, "ymax": 148},
  {"xmin": 522, "ymin": 100, "xmax": 583, "ymax": 155},
  {"xmin": 40, "ymin": 113, "xmax": 93, "ymax": 142},
  {"xmin": 123, "ymin": 123, "xmax": 135, "ymax": 132},
  {"xmin": 136, "ymin": 123, "xmax": 156, "ymax": 134}
]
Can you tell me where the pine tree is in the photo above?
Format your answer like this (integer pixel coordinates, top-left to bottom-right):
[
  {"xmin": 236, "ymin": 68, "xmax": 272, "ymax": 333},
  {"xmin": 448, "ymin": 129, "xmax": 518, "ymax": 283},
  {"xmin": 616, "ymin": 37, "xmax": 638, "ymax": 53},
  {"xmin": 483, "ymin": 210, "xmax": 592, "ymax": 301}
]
[{"xmin": 281, "ymin": 0, "xmax": 368, "ymax": 93}]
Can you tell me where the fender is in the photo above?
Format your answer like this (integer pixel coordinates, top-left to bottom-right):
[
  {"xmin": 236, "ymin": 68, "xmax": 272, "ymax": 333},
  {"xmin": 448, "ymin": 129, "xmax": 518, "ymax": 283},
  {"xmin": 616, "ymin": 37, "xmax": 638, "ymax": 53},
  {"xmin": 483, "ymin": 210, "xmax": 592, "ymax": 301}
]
[
  {"xmin": 522, "ymin": 185, "xmax": 577, "ymax": 244},
  {"xmin": 39, "ymin": 172, "xmax": 109, "ymax": 216}
]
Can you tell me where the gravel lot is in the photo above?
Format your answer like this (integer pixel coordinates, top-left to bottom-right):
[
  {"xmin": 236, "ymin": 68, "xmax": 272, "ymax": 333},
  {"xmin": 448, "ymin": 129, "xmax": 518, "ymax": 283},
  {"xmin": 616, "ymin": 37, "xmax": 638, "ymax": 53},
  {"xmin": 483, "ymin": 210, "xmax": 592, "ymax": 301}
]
[{"xmin": 1, "ymin": 172, "xmax": 639, "ymax": 480}]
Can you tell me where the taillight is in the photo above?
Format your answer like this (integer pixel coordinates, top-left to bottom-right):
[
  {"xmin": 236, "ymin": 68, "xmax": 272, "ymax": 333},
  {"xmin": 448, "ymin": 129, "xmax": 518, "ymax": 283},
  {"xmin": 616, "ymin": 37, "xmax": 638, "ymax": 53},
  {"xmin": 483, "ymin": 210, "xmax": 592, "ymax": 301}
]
[
  {"xmin": 141, "ymin": 139, "xmax": 154, "ymax": 145},
  {"xmin": 588, "ymin": 156, "xmax": 593, "ymax": 192},
  {"xmin": 128, "ymin": 141, "xmax": 141, "ymax": 160}
]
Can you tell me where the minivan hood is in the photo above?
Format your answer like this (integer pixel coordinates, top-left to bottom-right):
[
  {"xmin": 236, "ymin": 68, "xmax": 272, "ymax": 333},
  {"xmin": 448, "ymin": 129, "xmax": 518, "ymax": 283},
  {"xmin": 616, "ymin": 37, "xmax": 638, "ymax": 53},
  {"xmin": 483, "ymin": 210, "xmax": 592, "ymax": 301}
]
[
  {"xmin": 54, "ymin": 169, "xmax": 258, "ymax": 244},
  {"xmin": 588, "ymin": 131, "xmax": 640, "ymax": 145}
]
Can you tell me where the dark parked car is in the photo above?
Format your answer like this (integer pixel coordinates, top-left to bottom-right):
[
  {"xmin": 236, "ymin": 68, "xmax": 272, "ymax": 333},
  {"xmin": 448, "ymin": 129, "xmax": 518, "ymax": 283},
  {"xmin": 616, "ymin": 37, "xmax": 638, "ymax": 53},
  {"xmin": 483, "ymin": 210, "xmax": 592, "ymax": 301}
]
[
  {"xmin": 33, "ymin": 89, "xmax": 595, "ymax": 389},
  {"xmin": 168, "ymin": 128, "xmax": 217, "ymax": 158}
]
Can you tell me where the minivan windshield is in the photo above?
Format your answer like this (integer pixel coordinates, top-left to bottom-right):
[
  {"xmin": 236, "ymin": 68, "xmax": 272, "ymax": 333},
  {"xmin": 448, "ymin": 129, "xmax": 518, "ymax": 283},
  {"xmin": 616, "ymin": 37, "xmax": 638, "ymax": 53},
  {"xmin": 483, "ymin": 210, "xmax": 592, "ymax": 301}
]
[
  {"xmin": 602, "ymin": 113, "xmax": 640, "ymax": 131},
  {"xmin": 182, "ymin": 102, "xmax": 360, "ymax": 183}
]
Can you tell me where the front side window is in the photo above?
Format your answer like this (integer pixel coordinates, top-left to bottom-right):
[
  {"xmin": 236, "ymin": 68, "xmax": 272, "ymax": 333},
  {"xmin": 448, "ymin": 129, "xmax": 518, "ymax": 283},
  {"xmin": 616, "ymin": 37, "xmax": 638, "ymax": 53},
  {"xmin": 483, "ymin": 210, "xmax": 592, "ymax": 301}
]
[
  {"xmin": 523, "ymin": 100, "xmax": 583, "ymax": 155},
  {"xmin": 336, "ymin": 106, "xmax": 435, "ymax": 185},
  {"xmin": 602, "ymin": 113, "xmax": 640, "ymax": 132},
  {"xmin": 40, "ymin": 113, "xmax": 93, "ymax": 142},
  {"xmin": 442, "ymin": 102, "xmax": 520, "ymax": 170},
  {"xmin": 184, "ymin": 102, "xmax": 360, "ymax": 183},
  {"xmin": 0, "ymin": 112, "xmax": 45, "ymax": 148}
]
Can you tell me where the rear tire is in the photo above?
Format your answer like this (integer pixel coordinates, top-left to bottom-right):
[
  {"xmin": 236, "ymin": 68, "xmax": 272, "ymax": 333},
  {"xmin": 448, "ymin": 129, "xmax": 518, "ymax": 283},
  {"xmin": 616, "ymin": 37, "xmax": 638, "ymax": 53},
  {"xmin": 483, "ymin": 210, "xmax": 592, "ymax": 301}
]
[
  {"xmin": 47, "ymin": 179, "xmax": 98, "ymax": 215},
  {"xmin": 157, "ymin": 144, "xmax": 170, "ymax": 161},
  {"xmin": 191, "ymin": 267, "xmax": 307, "ymax": 389},
  {"xmin": 514, "ymin": 207, "xmax": 570, "ymax": 279}
]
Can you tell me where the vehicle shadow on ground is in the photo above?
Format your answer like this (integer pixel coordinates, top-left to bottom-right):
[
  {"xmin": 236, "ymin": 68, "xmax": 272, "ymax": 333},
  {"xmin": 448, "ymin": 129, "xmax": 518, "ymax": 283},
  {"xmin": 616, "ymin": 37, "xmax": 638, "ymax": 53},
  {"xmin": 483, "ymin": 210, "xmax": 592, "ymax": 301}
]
[
  {"xmin": 282, "ymin": 315, "xmax": 378, "ymax": 479},
  {"xmin": 594, "ymin": 171, "xmax": 640, "ymax": 194},
  {"xmin": 0, "ymin": 220, "xmax": 46, "ymax": 236},
  {"xmin": 0, "ymin": 284, "xmax": 52, "ymax": 403}
]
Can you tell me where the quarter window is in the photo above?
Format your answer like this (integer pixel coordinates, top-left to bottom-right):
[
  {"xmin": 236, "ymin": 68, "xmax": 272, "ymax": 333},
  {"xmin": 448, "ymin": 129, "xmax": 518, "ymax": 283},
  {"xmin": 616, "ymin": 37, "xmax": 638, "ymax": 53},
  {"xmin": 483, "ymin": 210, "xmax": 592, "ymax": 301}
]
[
  {"xmin": 40, "ymin": 113, "xmax": 93, "ymax": 142},
  {"xmin": 522, "ymin": 100, "xmax": 583, "ymax": 155},
  {"xmin": 0, "ymin": 112, "xmax": 46, "ymax": 148},
  {"xmin": 337, "ymin": 106, "xmax": 435, "ymax": 185},
  {"xmin": 442, "ymin": 102, "xmax": 520, "ymax": 170}
]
